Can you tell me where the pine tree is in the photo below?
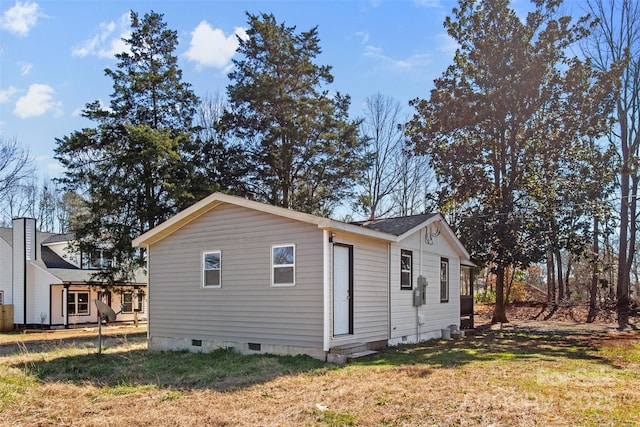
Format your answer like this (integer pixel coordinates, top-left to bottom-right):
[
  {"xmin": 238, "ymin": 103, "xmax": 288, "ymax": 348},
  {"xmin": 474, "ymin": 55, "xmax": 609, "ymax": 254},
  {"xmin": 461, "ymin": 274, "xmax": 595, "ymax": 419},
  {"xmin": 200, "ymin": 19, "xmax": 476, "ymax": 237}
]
[
  {"xmin": 55, "ymin": 11, "xmax": 199, "ymax": 288},
  {"xmin": 225, "ymin": 13, "xmax": 365, "ymax": 216}
]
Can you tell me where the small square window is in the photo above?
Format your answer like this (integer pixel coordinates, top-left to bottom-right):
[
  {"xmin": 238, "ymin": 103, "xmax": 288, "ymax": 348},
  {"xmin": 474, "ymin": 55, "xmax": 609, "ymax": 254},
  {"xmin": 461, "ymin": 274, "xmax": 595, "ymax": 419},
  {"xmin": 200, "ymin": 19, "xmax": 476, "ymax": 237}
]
[
  {"xmin": 203, "ymin": 251, "xmax": 221, "ymax": 288},
  {"xmin": 272, "ymin": 244, "xmax": 295, "ymax": 286}
]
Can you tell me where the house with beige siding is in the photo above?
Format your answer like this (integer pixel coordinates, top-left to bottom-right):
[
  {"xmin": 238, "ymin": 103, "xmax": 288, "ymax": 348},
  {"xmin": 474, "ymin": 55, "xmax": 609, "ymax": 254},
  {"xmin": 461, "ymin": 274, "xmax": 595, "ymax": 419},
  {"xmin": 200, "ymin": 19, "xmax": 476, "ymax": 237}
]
[
  {"xmin": 0, "ymin": 218, "xmax": 146, "ymax": 329},
  {"xmin": 132, "ymin": 193, "xmax": 474, "ymax": 361}
]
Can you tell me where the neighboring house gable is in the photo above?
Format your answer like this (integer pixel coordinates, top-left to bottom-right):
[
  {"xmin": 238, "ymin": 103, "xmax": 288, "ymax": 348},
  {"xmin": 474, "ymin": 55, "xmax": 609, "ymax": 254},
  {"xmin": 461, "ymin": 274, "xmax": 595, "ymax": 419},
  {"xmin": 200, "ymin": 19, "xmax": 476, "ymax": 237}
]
[{"xmin": 133, "ymin": 193, "xmax": 474, "ymax": 361}]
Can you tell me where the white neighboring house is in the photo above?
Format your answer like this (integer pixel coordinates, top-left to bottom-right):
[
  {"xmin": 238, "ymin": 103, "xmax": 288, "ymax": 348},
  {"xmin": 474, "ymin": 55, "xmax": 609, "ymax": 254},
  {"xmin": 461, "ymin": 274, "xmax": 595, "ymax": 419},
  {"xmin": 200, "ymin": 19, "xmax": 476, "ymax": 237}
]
[
  {"xmin": 0, "ymin": 218, "xmax": 147, "ymax": 329},
  {"xmin": 133, "ymin": 193, "xmax": 474, "ymax": 362}
]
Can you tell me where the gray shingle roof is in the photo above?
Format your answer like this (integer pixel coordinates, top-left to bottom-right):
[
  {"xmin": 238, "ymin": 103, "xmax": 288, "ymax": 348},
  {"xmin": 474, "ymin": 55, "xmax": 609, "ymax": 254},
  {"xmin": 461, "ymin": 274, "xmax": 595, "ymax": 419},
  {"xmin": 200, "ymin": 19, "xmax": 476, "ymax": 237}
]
[
  {"xmin": 41, "ymin": 233, "xmax": 74, "ymax": 244},
  {"xmin": 352, "ymin": 213, "xmax": 438, "ymax": 236},
  {"xmin": 41, "ymin": 246, "xmax": 78, "ymax": 269}
]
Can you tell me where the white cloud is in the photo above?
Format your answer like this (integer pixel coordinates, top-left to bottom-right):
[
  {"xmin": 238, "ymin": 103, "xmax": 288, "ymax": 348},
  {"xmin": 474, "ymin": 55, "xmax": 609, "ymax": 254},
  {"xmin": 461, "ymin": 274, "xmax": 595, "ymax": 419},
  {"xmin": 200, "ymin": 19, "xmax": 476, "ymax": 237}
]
[
  {"xmin": 185, "ymin": 21, "xmax": 248, "ymax": 69},
  {"xmin": 413, "ymin": 0, "xmax": 443, "ymax": 8},
  {"xmin": 363, "ymin": 44, "xmax": 431, "ymax": 71},
  {"xmin": 72, "ymin": 12, "xmax": 131, "ymax": 59},
  {"xmin": 19, "ymin": 61, "xmax": 32, "ymax": 75},
  {"xmin": 0, "ymin": 86, "xmax": 19, "ymax": 103},
  {"xmin": 71, "ymin": 98, "xmax": 110, "ymax": 117},
  {"xmin": 435, "ymin": 31, "xmax": 459, "ymax": 55},
  {"xmin": 14, "ymin": 83, "xmax": 62, "ymax": 118},
  {"xmin": 355, "ymin": 31, "xmax": 369, "ymax": 45},
  {"xmin": 0, "ymin": 1, "xmax": 43, "ymax": 37}
]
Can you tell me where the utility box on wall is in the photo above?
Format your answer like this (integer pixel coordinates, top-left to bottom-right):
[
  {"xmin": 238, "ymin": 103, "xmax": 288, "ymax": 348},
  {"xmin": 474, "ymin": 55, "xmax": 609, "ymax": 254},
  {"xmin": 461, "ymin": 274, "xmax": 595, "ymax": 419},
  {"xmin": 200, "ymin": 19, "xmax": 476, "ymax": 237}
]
[{"xmin": 0, "ymin": 304, "xmax": 14, "ymax": 332}]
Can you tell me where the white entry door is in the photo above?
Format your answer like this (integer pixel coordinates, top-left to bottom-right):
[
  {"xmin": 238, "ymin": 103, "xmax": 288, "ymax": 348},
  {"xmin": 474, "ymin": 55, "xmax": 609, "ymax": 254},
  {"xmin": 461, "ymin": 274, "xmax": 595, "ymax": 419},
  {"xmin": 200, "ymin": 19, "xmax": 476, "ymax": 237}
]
[{"xmin": 333, "ymin": 244, "xmax": 352, "ymax": 336}]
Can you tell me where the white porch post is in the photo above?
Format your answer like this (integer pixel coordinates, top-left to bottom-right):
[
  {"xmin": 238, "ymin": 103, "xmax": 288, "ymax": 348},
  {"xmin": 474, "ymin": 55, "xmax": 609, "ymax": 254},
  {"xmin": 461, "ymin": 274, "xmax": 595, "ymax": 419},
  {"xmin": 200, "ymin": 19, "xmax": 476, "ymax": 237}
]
[{"xmin": 62, "ymin": 285, "xmax": 68, "ymax": 328}]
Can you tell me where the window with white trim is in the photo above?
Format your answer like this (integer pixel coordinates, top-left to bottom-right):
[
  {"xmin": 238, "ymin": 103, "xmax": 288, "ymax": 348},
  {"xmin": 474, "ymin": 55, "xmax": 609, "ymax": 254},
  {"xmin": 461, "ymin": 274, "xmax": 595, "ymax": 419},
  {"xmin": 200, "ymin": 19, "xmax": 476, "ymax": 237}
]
[
  {"xmin": 122, "ymin": 293, "xmax": 134, "ymax": 312},
  {"xmin": 440, "ymin": 258, "xmax": 449, "ymax": 302},
  {"xmin": 400, "ymin": 249, "xmax": 413, "ymax": 290},
  {"xmin": 0, "ymin": 291, "xmax": 3, "ymax": 305},
  {"xmin": 136, "ymin": 292, "xmax": 144, "ymax": 312},
  {"xmin": 68, "ymin": 291, "xmax": 90, "ymax": 315},
  {"xmin": 203, "ymin": 251, "xmax": 221, "ymax": 288},
  {"xmin": 121, "ymin": 292, "xmax": 144, "ymax": 313},
  {"xmin": 272, "ymin": 244, "xmax": 295, "ymax": 286}
]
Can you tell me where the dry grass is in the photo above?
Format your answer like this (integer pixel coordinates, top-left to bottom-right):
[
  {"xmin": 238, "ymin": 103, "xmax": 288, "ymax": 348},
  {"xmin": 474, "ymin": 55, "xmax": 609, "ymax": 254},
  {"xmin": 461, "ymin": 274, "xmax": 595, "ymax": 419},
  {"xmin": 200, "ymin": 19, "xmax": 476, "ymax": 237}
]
[{"xmin": 1, "ymin": 316, "xmax": 639, "ymax": 426}]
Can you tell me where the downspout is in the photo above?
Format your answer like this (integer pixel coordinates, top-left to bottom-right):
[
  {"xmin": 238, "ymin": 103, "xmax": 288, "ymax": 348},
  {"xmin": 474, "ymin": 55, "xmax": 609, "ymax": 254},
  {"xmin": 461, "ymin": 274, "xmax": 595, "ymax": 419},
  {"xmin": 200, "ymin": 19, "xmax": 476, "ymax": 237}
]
[
  {"xmin": 23, "ymin": 219, "xmax": 27, "ymax": 327},
  {"xmin": 388, "ymin": 243, "xmax": 391, "ymax": 341},
  {"xmin": 416, "ymin": 228, "xmax": 423, "ymax": 341},
  {"xmin": 322, "ymin": 230, "xmax": 331, "ymax": 355}
]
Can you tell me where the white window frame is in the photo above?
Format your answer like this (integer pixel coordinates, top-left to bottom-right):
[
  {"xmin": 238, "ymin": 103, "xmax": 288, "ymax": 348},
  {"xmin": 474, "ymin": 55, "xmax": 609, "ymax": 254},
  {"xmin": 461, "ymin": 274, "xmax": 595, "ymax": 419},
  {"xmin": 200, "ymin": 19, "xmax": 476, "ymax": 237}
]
[
  {"xmin": 202, "ymin": 251, "xmax": 222, "ymax": 288},
  {"xmin": 121, "ymin": 292, "xmax": 144, "ymax": 313},
  {"xmin": 400, "ymin": 249, "xmax": 413, "ymax": 290},
  {"xmin": 271, "ymin": 244, "xmax": 295, "ymax": 287},
  {"xmin": 68, "ymin": 291, "xmax": 90, "ymax": 316},
  {"xmin": 122, "ymin": 293, "xmax": 134, "ymax": 313},
  {"xmin": 135, "ymin": 291, "xmax": 144, "ymax": 312},
  {"xmin": 440, "ymin": 258, "xmax": 449, "ymax": 303}
]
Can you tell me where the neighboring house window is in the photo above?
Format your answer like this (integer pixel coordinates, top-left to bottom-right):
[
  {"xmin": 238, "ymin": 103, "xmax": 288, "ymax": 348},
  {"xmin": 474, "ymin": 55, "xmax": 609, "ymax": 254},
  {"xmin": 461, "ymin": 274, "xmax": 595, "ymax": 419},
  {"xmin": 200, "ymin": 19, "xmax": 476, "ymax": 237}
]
[
  {"xmin": 203, "ymin": 251, "xmax": 221, "ymax": 288},
  {"xmin": 0, "ymin": 291, "xmax": 3, "ymax": 305},
  {"xmin": 122, "ymin": 293, "xmax": 133, "ymax": 313},
  {"xmin": 400, "ymin": 249, "xmax": 413, "ymax": 290},
  {"xmin": 81, "ymin": 249, "xmax": 113, "ymax": 269},
  {"xmin": 68, "ymin": 292, "xmax": 90, "ymax": 315},
  {"xmin": 440, "ymin": 258, "xmax": 449, "ymax": 302},
  {"xmin": 272, "ymin": 244, "xmax": 295, "ymax": 286},
  {"xmin": 121, "ymin": 292, "xmax": 144, "ymax": 313},
  {"xmin": 136, "ymin": 292, "xmax": 144, "ymax": 312}
]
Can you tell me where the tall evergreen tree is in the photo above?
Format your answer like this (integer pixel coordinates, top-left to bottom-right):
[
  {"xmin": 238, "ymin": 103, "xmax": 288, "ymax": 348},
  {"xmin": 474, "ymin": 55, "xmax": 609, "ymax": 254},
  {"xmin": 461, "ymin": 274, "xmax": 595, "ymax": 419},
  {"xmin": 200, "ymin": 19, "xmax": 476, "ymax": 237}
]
[
  {"xmin": 407, "ymin": 0, "xmax": 618, "ymax": 323},
  {"xmin": 225, "ymin": 13, "xmax": 366, "ymax": 216},
  {"xmin": 55, "ymin": 11, "xmax": 199, "ymax": 288}
]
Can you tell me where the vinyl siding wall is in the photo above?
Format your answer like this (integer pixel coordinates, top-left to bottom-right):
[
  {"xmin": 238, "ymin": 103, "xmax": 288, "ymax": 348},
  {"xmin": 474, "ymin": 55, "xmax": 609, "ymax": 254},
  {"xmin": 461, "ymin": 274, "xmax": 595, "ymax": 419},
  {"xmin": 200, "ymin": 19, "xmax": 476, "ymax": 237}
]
[
  {"xmin": 147, "ymin": 204, "xmax": 325, "ymax": 352},
  {"xmin": 0, "ymin": 239, "xmax": 11, "ymax": 304},
  {"xmin": 390, "ymin": 228, "xmax": 461, "ymax": 344},
  {"xmin": 26, "ymin": 266, "xmax": 52, "ymax": 325},
  {"xmin": 329, "ymin": 231, "xmax": 389, "ymax": 347}
]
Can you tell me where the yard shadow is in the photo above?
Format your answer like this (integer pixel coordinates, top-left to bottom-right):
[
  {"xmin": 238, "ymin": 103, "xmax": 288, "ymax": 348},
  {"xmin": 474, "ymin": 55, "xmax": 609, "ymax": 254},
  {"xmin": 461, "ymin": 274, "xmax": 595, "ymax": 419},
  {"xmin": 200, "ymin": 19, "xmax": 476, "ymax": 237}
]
[
  {"xmin": 9, "ymin": 334, "xmax": 328, "ymax": 393},
  {"xmin": 357, "ymin": 325, "xmax": 635, "ymax": 371},
  {"xmin": 8, "ymin": 325, "xmax": 636, "ymax": 392}
]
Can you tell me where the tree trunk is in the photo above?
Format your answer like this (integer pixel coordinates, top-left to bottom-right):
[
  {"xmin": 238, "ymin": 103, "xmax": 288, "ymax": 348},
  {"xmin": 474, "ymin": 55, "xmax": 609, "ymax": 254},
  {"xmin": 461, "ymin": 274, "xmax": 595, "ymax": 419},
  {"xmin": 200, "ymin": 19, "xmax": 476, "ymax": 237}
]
[
  {"xmin": 547, "ymin": 250, "xmax": 556, "ymax": 304},
  {"xmin": 564, "ymin": 255, "xmax": 573, "ymax": 300},
  {"xmin": 556, "ymin": 249, "xmax": 565, "ymax": 301},
  {"xmin": 587, "ymin": 217, "xmax": 599, "ymax": 323},
  {"xmin": 617, "ymin": 171, "xmax": 630, "ymax": 329},
  {"xmin": 491, "ymin": 266, "xmax": 509, "ymax": 323}
]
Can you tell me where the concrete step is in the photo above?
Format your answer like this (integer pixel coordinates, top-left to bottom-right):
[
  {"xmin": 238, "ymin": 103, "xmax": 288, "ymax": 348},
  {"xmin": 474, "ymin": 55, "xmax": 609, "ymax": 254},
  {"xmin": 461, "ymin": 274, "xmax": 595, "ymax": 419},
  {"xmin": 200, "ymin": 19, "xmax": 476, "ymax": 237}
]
[
  {"xmin": 327, "ymin": 344, "xmax": 378, "ymax": 365},
  {"xmin": 329, "ymin": 342, "xmax": 369, "ymax": 355},
  {"xmin": 347, "ymin": 349, "xmax": 378, "ymax": 360}
]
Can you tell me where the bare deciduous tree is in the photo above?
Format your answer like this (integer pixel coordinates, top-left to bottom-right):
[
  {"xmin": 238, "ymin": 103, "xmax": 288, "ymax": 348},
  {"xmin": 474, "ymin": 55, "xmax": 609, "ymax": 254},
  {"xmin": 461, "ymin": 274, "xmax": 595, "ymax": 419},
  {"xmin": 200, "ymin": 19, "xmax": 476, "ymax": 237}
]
[
  {"xmin": 583, "ymin": 0, "xmax": 640, "ymax": 328},
  {"xmin": 356, "ymin": 93, "xmax": 405, "ymax": 220},
  {"xmin": 0, "ymin": 137, "xmax": 34, "ymax": 200}
]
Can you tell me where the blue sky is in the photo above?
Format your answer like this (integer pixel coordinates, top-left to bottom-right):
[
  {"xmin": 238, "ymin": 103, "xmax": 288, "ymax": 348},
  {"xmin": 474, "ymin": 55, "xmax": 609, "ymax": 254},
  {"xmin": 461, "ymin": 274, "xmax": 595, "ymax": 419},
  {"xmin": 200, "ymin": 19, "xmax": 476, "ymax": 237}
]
[{"xmin": 0, "ymin": 0, "xmax": 539, "ymax": 178}]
